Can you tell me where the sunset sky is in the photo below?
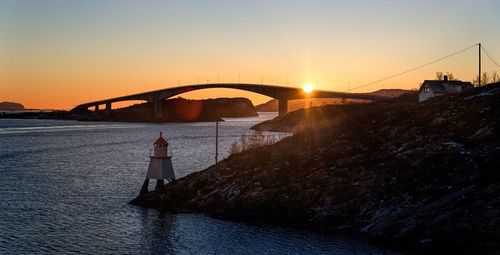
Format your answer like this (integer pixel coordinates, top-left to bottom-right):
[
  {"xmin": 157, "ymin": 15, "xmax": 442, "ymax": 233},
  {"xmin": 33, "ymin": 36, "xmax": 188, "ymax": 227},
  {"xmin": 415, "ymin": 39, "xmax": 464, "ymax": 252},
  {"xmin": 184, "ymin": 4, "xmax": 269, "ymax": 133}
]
[{"xmin": 1, "ymin": 0, "xmax": 499, "ymax": 109}]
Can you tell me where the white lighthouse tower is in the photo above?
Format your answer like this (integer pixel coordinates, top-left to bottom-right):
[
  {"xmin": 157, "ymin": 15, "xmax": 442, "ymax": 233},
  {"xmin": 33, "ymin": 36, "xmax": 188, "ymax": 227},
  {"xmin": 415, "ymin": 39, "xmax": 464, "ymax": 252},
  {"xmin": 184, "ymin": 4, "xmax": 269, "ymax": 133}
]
[{"xmin": 140, "ymin": 132, "xmax": 175, "ymax": 194}]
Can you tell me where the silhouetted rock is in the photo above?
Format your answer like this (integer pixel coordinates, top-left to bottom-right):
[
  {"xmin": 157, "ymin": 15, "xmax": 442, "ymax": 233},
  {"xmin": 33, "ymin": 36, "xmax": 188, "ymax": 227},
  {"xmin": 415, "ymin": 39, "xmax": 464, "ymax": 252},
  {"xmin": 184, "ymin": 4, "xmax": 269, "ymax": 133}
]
[
  {"xmin": 80, "ymin": 97, "xmax": 257, "ymax": 122},
  {"xmin": 132, "ymin": 83, "xmax": 500, "ymax": 252},
  {"xmin": 0, "ymin": 101, "xmax": 25, "ymax": 111}
]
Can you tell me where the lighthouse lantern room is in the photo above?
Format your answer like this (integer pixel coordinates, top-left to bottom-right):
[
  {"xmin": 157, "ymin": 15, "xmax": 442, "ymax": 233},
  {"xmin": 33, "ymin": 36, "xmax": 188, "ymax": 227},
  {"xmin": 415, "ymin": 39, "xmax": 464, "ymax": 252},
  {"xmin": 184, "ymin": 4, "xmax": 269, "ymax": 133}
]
[{"xmin": 140, "ymin": 132, "xmax": 175, "ymax": 194}]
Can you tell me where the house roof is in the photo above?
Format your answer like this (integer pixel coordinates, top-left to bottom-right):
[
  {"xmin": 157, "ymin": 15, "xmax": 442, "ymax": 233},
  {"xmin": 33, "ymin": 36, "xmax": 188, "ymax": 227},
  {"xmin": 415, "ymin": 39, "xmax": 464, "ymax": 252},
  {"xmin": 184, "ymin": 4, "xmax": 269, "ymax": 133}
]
[{"xmin": 420, "ymin": 80, "xmax": 473, "ymax": 94}]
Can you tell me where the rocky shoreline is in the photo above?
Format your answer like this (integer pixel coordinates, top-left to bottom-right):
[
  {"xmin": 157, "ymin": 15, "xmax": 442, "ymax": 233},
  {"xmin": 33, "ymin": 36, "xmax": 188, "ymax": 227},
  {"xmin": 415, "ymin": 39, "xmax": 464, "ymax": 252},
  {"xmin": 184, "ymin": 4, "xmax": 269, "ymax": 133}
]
[{"xmin": 131, "ymin": 83, "xmax": 500, "ymax": 253}]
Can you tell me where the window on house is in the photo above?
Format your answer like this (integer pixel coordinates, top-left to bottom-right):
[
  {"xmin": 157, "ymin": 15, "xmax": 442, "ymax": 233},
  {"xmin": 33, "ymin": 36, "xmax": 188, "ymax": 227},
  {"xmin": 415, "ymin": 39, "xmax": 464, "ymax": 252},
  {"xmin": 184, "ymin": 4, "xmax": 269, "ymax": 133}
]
[{"xmin": 424, "ymin": 87, "xmax": 430, "ymax": 93}]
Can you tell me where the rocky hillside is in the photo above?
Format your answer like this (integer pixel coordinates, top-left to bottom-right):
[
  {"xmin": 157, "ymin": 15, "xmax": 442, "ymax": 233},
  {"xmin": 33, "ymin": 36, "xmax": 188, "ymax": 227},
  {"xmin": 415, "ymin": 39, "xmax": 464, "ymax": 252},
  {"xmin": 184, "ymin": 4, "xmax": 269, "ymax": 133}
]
[
  {"xmin": 0, "ymin": 101, "xmax": 25, "ymax": 111},
  {"xmin": 131, "ymin": 83, "xmax": 500, "ymax": 252}
]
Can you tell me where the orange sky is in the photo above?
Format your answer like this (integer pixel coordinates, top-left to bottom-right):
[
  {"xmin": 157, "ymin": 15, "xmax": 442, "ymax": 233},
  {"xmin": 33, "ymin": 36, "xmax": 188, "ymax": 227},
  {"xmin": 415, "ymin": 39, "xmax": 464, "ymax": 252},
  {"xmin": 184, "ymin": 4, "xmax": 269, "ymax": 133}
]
[{"xmin": 1, "ymin": 1, "xmax": 499, "ymax": 110}]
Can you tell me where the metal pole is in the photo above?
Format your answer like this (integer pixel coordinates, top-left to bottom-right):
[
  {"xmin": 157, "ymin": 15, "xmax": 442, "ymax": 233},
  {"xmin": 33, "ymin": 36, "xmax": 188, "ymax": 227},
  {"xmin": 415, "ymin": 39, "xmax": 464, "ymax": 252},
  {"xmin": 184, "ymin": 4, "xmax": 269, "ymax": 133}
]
[
  {"xmin": 478, "ymin": 43, "xmax": 482, "ymax": 86},
  {"xmin": 215, "ymin": 121, "xmax": 219, "ymax": 165}
]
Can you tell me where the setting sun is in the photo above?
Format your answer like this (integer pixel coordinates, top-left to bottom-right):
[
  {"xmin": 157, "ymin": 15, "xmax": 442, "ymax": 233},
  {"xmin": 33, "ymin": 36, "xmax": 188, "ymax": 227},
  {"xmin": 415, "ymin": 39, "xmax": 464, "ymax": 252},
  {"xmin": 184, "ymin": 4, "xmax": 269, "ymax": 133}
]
[{"xmin": 303, "ymin": 84, "xmax": 314, "ymax": 94}]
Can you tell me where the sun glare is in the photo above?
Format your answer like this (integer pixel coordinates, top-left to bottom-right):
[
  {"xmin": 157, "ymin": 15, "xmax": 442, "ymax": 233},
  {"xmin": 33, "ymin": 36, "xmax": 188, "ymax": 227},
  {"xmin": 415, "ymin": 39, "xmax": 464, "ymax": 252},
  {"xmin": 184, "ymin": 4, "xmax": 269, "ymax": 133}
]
[{"xmin": 303, "ymin": 84, "xmax": 314, "ymax": 94}]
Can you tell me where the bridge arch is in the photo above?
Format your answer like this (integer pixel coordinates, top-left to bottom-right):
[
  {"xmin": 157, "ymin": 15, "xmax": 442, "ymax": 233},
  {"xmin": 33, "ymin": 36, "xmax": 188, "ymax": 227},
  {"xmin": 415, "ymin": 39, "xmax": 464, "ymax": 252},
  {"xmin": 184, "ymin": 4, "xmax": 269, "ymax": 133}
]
[{"xmin": 159, "ymin": 87, "xmax": 271, "ymax": 105}]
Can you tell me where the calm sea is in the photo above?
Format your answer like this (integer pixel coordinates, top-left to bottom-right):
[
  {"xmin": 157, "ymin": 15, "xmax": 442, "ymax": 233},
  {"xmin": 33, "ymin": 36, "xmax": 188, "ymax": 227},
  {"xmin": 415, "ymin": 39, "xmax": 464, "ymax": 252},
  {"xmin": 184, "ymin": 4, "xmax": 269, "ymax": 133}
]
[{"xmin": 0, "ymin": 114, "xmax": 403, "ymax": 254}]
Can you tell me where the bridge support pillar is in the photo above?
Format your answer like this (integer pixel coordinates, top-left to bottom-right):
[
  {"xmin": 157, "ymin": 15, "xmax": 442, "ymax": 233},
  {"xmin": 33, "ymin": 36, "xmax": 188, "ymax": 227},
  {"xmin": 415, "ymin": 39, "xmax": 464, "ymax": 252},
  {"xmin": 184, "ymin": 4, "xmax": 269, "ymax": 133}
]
[
  {"xmin": 278, "ymin": 99, "xmax": 288, "ymax": 116},
  {"xmin": 155, "ymin": 179, "xmax": 165, "ymax": 191},
  {"xmin": 140, "ymin": 179, "xmax": 149, "ymax": 195},
  {"xmin": 94, "ymin": 105, "xmax": 100, "ymax": 115},
  {"xmin": 105, "ymin": 102, "xmax": 112, "ymax": 116},
  {"xmin": 154, "ymin": 100, "xmax": 162, "ymax": 119}
]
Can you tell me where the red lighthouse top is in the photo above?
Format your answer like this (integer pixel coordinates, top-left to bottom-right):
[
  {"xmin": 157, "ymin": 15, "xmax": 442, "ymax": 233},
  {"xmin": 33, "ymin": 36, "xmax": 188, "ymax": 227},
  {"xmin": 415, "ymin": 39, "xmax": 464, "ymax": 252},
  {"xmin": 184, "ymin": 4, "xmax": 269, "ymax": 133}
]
[{"xmin": 154, "ymin": 132, "xmax": 169, "ymax": 147}]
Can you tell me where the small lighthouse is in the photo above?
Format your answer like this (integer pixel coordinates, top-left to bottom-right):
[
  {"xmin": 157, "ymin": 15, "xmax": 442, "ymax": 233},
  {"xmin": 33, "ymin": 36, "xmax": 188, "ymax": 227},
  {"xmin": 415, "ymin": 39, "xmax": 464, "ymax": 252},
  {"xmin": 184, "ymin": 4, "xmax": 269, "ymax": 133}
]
[{"xmin": 140, "ymin": 132, "xmax": 176, "ymax": 194}]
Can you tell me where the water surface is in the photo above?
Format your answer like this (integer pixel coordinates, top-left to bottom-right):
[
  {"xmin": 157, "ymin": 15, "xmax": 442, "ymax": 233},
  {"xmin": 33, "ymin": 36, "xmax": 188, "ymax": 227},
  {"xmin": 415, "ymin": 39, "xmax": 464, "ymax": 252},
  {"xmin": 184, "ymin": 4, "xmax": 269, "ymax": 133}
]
[{"xmin": 0, "ymin": 114, "xmax": 403, "ymax": 254}]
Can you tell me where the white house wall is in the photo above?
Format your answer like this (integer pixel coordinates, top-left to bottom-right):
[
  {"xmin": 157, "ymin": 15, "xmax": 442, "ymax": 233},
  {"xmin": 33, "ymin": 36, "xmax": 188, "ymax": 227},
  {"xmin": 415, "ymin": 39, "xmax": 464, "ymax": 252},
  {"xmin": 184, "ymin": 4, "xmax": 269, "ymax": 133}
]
[{"xmin": 418, "ymin": 90, "xmax": 435, "ymax": 102}]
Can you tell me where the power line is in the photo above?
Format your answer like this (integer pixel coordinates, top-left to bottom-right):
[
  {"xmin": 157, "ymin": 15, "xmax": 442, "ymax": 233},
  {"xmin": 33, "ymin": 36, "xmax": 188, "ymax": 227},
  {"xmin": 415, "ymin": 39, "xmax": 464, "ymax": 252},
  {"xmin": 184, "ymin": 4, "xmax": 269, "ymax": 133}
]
[
  {"xmin": 350, "ymin": 44, "xmax": 478, "ymax": 91},
  {"xmin": 482, "ymin": 46, "xmax": 500, "ymax": 68}
]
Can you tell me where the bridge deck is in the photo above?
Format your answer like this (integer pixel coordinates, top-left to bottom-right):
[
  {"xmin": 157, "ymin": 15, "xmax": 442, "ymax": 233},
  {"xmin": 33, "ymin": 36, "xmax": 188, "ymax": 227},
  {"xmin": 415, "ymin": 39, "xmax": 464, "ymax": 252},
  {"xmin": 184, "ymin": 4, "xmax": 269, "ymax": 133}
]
[{"xmin": 72, "ymin": 83, "xmax": 389, "ymax": 112}]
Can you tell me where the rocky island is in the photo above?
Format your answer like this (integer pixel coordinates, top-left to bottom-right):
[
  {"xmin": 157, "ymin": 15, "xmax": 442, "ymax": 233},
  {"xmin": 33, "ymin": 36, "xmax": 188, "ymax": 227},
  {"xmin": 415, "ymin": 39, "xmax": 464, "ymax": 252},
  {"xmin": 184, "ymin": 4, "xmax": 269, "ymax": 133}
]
[
  {"xmin": 75, "ymin": 97, "xmax": 258, "ymax": 122},
  {"xmin": 131, "ymin": 83, "xmax": 500, "ymax": 253},
  {"xmin": 0, "ymin": 101, "xmax": 25, "ymax": 111}
]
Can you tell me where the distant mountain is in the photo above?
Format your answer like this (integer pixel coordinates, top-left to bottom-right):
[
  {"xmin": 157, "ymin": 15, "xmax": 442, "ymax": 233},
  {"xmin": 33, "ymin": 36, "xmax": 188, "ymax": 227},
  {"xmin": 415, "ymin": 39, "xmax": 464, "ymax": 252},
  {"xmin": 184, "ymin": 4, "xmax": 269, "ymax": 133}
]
[
  {"xmin": 255, "ymin": 98, "xmax": 348, "ymax": 112},
  {"xmin": 254, "ymin": 100, "xmax": 277, "ymax": 112},
  {"xmin": 0, "ymin": 102, "xmax": 25, "ymax": 111},
  {"xmin": 255, "ymin": 89, "xmax": 411, "ymax": 112},
  {"xmin": 367, "ymin": 88, "xmax": 412, "ymax": 97}
]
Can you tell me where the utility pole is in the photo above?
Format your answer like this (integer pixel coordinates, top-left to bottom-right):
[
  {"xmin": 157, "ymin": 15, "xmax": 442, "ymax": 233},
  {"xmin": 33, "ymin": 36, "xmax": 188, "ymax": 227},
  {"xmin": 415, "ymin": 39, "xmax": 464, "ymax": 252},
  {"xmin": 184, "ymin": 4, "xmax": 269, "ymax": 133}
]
[
  {"xmin": 215, "ymin": 121, "xmax": 219, "ymax": 166},
  {"xmin": 478, "ymin": 43, "xmax": 482, "ymax": 86}
]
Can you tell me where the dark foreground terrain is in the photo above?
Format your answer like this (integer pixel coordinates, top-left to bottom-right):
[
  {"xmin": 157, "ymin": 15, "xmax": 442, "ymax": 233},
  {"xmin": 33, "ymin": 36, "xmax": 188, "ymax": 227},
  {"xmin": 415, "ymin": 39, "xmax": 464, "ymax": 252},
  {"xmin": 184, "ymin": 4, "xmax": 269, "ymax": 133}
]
[{"xmin": 132, "ymin": 83, "xmax": 500, "ymax": 253}]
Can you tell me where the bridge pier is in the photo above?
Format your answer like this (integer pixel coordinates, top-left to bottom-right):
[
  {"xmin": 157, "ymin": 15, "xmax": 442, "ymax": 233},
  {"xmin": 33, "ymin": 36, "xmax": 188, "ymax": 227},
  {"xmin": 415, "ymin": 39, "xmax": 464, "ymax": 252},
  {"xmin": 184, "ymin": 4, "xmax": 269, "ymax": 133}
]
[
  {"xmin": 154, "ymin": 100, "xmax": 162, "ymax": 119},
  {"xmin": 105, "ymin": 102, "xmax": 112, "ymax": 116},
  {"xmin": 278, "ymin": 99, "xmax": 288, "ymax": 116},
  {"xmin": 94, "ymin": 105, "xmax": 100, "ymax": 115}
]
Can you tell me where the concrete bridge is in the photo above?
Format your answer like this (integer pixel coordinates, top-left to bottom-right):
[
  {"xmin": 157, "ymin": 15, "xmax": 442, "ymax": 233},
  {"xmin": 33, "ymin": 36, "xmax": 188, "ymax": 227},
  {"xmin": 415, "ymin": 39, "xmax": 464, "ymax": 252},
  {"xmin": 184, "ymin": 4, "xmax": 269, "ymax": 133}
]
[{"xmin": 71, "ymin": 83, "xmax": 389, "ymax": 116}]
